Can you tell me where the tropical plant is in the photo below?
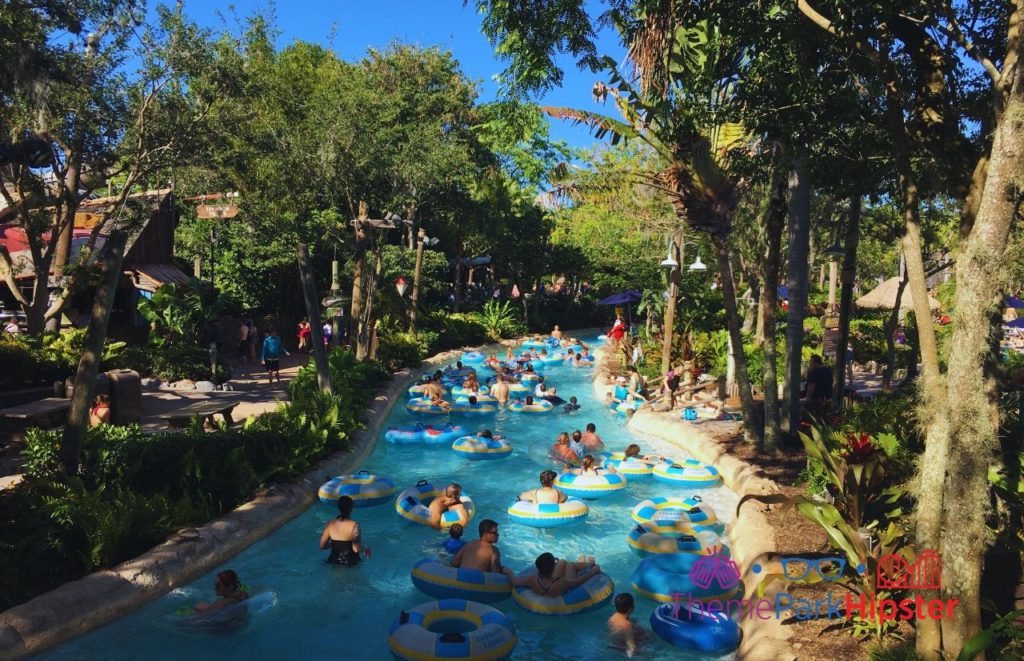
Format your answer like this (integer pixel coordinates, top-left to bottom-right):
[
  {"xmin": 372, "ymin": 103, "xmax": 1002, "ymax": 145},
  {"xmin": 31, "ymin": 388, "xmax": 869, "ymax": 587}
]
[
  {"xmin": 136, "ymin": 280, "xmax": 215, "ymax": 345},
  {"xmin": 475, "ymin": 300, "xmax": 523, "ymax": 340}
]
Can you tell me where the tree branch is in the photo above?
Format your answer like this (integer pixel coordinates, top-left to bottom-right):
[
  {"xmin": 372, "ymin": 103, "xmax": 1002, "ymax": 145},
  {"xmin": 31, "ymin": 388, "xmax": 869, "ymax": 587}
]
[
  {"xmin": 932, "ymin": 3, "xmax": 1001, "ymax": 88},
  {"xmin": 795, "ymin": 0, "xmax": 883, "ymax": 64}
]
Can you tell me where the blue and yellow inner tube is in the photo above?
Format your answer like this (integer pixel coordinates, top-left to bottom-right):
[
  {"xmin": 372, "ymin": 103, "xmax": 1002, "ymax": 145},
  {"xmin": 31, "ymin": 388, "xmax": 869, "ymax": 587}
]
[
  {"xmin": 385, "ymin": 423, "xmax": 466, "ymax": 445},
  {"xmin": 450, "ymin": 386, "xmax": 489, "ymax": 398},
  {"xmin": 632, "ymin": 496, "xmax": 717, "ymax": 527},
  {"xmin": 554, "ymin": 471, "xmax": 628, "ymax": 499},
  {"xmin": 449, "ymin": 401, "xmax": 497, "ymax": 415},
  {"xmin": 318, "ymin": 470, "xmax": 397, "ymax": 507},
  {"xmin": 406, "ymin": 397, "xmax": 450, "ymax": 415},
  {"xmin": 521, "ymin": 340, "xmax": 547, "ymax": 350},
  {"xmin": 164, "ymin": 591, "xmax": 277, "ymax": 632},
  {"xmin": 410, "ymin": 558, "xmax": 512, "ymax": 603},
  {"xmin": 452, "ymin": 435, "xmax": 513, "ymax": 460},
  {"xmin": 407, "ymin": 383, "xmax": 429, "ymax": 398},
  {"xmin": 506, "ymin": 383, "xmax": 530, "ymax": 396},
  {"xmin": 615, "ymin": 398, "xmax": 645, "ymax": 414},
  {"xmin": 627, "ymin": 524, "xmax": 726, "ymax": 557},
  {"xmin": 388, "ymin": 598, "xmax": 517, "ymax": 661},
  {"xmin": 508, "ymin": 399, "xmax": 554, "ymax": 414},
  {"xmin": 653, "ymin": 458, "xmax": 723, "ymax": 488},
  {"xmin": 632, "ymin": 552, "xmax": 736, "ymax": 603},
  {"xmin": 539, "ymin": 352, "xmax": 565, "ymax": 364},
  {"xmin": 507, "ymin": 497, "xmax": 589, "ymax": 528},
  {"xmin": 596, "ymin": 451, "xmax": 656, "ymax": 478},
  {"xmin": 461, "ymin": 351, "xmax": 486, "ymax": 364},
  {"xmin": 395, "ymin": 481, "xmax": 476, "ymax": 528},
  {"xmin": 650, "ymin": 602, "xmax": 742, "ymax": 653},
  {"xmin": 518, "ymin": 373, "xmax": 540, "ymax": 384},
  {"xmin": 512, "ymin": 567, "xmax": 614, "ymax": 615}
]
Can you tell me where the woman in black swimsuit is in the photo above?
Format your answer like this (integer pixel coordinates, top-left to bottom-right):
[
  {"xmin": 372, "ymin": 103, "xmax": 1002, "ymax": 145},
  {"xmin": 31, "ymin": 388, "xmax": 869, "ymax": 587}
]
[
  {"xmin": 510, "ymin": 552, "xmax": 601, "ymax": 599},
  {"xmin": 319, "ymin": 496, "xmax": 371, "ymax": 566}
]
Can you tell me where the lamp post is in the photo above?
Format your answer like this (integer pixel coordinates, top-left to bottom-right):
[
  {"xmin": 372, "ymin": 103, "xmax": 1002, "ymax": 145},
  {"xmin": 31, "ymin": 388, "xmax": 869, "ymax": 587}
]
[
  {"xmin": 410, "ymin": 229, "xmax": 439, "ymax": 333},
  {"xmin": 660, "ymin": 235, "xmax": 681, "ymax": 375}
]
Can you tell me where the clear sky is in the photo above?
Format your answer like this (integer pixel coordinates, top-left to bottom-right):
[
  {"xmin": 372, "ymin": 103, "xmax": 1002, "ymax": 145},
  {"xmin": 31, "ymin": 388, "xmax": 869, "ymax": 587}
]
[{"xmin": 181, "ymin": 0, "xmax": 625, "ymax": 151}]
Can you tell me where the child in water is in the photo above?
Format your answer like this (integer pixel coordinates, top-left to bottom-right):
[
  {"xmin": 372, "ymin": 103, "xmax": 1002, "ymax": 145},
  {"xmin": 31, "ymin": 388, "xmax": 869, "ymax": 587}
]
[
  {"xmin": 444, "ymin": 523, "xmax": 466, "ymax": 554},
  {"xmin": 607, "ymin": 593, "xmax": 647, "ymax": 657},
  {"xmin": 564, "ymin": 396, "xmax": 581, "ymax": 413}
]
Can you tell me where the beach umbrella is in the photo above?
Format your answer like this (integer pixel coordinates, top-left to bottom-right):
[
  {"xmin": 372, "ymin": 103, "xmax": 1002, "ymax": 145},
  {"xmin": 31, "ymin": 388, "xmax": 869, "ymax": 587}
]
[
  {"xmin": 777, "ymin": 285, "xmax": 788, "ymax": 299},
  {"xmin": 1006, "ymin": 296, "xmax": 1024, "ymax": 309},
  {"xmin": 856, "ymin": 277, "xmax": 940, "ymax": 311},
  {"xmin": 1005, "ymin": 317, "xmax": 1024, "ymax": 329},
  {"xmin": 598, "ymin": 289, "xmax": 642, "ymax": 305}
]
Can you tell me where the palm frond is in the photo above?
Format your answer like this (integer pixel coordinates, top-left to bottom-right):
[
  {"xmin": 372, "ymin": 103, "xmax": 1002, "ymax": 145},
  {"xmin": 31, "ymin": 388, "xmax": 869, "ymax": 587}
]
[{"xmin": 541, "ymin": 106, "xmax": 639, "ymax": 145}]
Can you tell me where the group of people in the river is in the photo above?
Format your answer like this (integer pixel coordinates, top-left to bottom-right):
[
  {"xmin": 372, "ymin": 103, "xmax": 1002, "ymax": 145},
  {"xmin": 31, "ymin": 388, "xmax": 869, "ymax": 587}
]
[{"xmin": 203, "ymin": 325, "xmax": 651, "ymax": 654}]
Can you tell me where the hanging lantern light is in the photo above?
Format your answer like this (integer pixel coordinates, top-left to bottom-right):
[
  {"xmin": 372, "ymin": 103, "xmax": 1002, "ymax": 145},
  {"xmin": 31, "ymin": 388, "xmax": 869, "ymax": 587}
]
[
  {"xmin": 395, "ymin": 276, "xmax": 409, "ymax": 297},
  {"xmin": 660, "ymin": 242, "xmax": 679, "ymax": 269},
  {"xmin": 689, "ymin": 252, "xmax": 707, "ymax": 271}
]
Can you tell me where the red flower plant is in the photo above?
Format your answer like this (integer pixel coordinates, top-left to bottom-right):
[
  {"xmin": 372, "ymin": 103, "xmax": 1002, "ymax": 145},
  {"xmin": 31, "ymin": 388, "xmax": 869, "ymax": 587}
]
[{"xmin": 845, "ymin": 432, "xmax": 876, "ymax": 463}]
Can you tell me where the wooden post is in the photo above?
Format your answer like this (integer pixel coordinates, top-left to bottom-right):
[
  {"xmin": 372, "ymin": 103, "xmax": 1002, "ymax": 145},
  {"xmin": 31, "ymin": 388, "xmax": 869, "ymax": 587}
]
[
  {"xmin": 297, "ymin": 243, "xmax": 333, "ymax": 395},
  {"xmin": 349, "ymin": 201, "xmax": 368, "ymax": 344},
  {"xmin": 410, "ymin": 228, "xmax": 426, "ymax": 332},
  {"xmin": 661, "ymin": 234, "xmax": 680, "ymax": 375},
  {"xmin": 60, "ymin": 230, "xmax": 127, "ymax": 476}
]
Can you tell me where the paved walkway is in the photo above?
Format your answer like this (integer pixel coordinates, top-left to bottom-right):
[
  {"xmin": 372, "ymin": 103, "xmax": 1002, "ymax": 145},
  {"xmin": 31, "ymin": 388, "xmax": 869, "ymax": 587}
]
[
  {"xmin": 0, "ymin": 355, "xmax": 311, "ymax": 483},
  {"xmin": 138, "ymin": 354, "xmax": 305, "ymax": 431}
]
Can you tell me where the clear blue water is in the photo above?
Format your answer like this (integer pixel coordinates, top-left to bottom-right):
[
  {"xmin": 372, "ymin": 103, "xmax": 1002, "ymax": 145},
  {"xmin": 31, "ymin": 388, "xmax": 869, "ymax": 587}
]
[{"xmin": 46, "ymin": 336, "xmax": 738, "ymax": 660}]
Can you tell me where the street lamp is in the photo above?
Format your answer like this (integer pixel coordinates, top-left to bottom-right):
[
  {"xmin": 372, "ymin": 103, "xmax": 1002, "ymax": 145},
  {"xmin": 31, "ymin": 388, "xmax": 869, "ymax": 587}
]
[
  {"xmin": 689, "ymin": 252, "xmax": 707, "ymax": 271},
  {"xmin": 660, "ymin": 236, "xmax": 681, "ymax": 375}
]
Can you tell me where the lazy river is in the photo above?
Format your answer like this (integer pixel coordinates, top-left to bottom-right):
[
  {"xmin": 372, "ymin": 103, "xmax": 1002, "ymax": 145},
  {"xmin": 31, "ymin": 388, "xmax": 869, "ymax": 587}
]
[{"xmin": 46, "ymin": 335, "xmax": 739, "ymax": 660}]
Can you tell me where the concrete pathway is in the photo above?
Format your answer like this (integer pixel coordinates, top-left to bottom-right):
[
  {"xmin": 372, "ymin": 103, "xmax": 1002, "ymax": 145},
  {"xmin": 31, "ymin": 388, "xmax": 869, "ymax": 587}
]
[{"xmin": 138, "ymin": 354, "xmax": 307, "ymax": 431}]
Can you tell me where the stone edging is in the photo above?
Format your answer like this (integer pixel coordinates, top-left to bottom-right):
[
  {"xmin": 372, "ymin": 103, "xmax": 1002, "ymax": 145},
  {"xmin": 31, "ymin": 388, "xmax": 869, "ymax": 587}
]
[
  {"xmin": 0, "ymin": 346, "xmax": 477, "ymax": 658},
  {"xmin": 591, "ymin": 344, "xmax": 796, "ymax": 661}
]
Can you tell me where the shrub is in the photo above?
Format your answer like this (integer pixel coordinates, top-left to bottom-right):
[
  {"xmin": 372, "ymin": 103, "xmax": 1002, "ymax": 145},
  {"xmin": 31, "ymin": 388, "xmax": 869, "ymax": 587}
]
[
  {"xmin": 1, "ymin": 348, "xmax": 384, "ymax": 611},
  {"xmin": 473, "ymin": 300, "xmax": 527, "ymax": 340},
  {"xmin": 0, "ymin": 337, "xmax": 64, "ymax": 388},
  {"xmin": 113, "ymin": 340, "xmax": 230, "ymax": 383},
  {"xmin": 376, "ymin": 332, "xmax": 426, "ymax": 372}
]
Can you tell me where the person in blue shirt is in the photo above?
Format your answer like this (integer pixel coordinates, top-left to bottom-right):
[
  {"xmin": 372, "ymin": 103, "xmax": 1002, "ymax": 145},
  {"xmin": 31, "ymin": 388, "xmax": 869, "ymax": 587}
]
[{"xmin": 260, "ymin": 327, "xmax": 291, "ymax": 384}]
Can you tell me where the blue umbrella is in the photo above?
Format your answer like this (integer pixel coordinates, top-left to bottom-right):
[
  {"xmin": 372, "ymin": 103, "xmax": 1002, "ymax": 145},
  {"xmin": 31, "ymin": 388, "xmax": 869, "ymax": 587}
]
[
  {"xmin": 1005, "ymin": 317, "xmax": 1024, "ymax": 329},
  {"xmin": 777, "ymin": 285, "xmax": 789, "ymax": 299},
  {"xmin": 1006, "ymin": 296, "xmax": 1024, "ymax": 309},
  {"xmin": 598, "ymin": 289, "xmax": 642, "ymax": 306}
]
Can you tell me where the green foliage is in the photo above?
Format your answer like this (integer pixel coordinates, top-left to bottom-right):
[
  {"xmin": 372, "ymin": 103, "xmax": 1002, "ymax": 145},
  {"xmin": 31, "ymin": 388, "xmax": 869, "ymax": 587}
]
[
  {"xmin": 1, "ymin": 349, "xmax": 383, "ymax": 610},
  {"xmin": 474, "ymin": 300, "xmax": 526, "ymax": 341},
  {"xmin": 136, "ymin": 280, "xmax": 215, "ymax": 345},
  {"xmin": 0, "ymin": 336, "xmax": 65, "ymax": 388},
  {"xmin": 376, "ymin": 332, "xmax": 427, "ymax": 372},
  {"xmin": 113, "ymin": 340, "xmax": 230, "ymax": 383},
  {"xmin": 957, "ymin": 606, "xmax": 1024, "ymax": 661}
]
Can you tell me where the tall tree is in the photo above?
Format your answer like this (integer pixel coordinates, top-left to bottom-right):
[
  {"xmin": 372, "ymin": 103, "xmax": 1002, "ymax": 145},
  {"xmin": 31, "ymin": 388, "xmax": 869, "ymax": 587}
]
[{"xmin": 0, "ymin": 4, "xmax": 239, "ymax": 335}]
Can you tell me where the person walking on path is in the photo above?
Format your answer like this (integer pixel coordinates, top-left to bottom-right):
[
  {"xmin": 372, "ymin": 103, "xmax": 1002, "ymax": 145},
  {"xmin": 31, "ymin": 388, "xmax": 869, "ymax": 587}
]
[
  {"xmin": 238, "ymin": 320, "xmax": 250, "ymax": 363},
  {"xmin": 297, "ymin": 319, "xmax": 311, "ymax": 353},
  {"xmin": 261, "ymin": 327, "xmax": 291, "ymax": 384}
]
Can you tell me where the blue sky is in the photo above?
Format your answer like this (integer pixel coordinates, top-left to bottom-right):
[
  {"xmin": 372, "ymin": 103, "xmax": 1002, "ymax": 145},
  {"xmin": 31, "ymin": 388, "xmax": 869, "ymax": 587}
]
[{"xmin": 181, "ymin": 0, "xmax": 624, "ymax": 151}]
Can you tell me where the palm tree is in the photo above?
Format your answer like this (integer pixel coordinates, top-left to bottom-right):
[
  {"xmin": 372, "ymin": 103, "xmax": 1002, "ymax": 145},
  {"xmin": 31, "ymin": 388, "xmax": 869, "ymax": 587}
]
[{"xmin": 543, "ymin": 18, "xmax": 763, "ymax": 442}]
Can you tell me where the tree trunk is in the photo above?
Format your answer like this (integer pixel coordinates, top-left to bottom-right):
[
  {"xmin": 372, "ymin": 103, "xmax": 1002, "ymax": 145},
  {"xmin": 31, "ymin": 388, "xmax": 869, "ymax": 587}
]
[
  {"xmin": 782, "ymin": 152, "xmax": 812, "ymax": 435},
  {"xmin": 930, "ymin": 46, "xmax": 1024, "ymax": 656},
  {"xmin": 883, "ymin": 270, "xmax": 908, "ymax": 388},
  {"xmin": 833, "ymin": 195, "xmax": 861, "ymax": 407},
  {"xmin": 59, "ymin": 230, "xmax": 127, "ymax": 476},
  {"xmin": 713, "ymin": 235, "xmax": 762, "ymax": 444},
  {"xmin": 741, "ymin": 281, "xmax": 758, "ymax": 334},
  {"xmin": 349, "ymin": 202, "xmax": 369, "ymax": 343},
  {"xmin": 453, "ymin": 236, "xmax": 464, "ymax": 313},
  {"xmin": 297, "ymin": 243, "xmax": 333, "ymax": 395},
  {"xmin": 760, "ymin": 168, "xmax": 788, "ymax": 451}
]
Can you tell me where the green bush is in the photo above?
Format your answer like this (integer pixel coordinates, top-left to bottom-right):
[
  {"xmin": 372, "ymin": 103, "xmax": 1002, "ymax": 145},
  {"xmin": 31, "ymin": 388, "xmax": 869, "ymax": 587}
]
[
  {"xmin": 113, "ymin": 340, "xmax": 230, "ymax": 383},
  {"xmin": 472, "ymin": 300, "xmax": 527, "ymax": 340},
  {"xmin": 376, "ymin": 332, "xmax": 427, "ymax": 372},
  {"xmin": 0, "ymin": 337, "xmax": 65, "ymax": 388},
  {"xmin": 1, "ymin": 348, "xmax": 384, "ymax": 611}
]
